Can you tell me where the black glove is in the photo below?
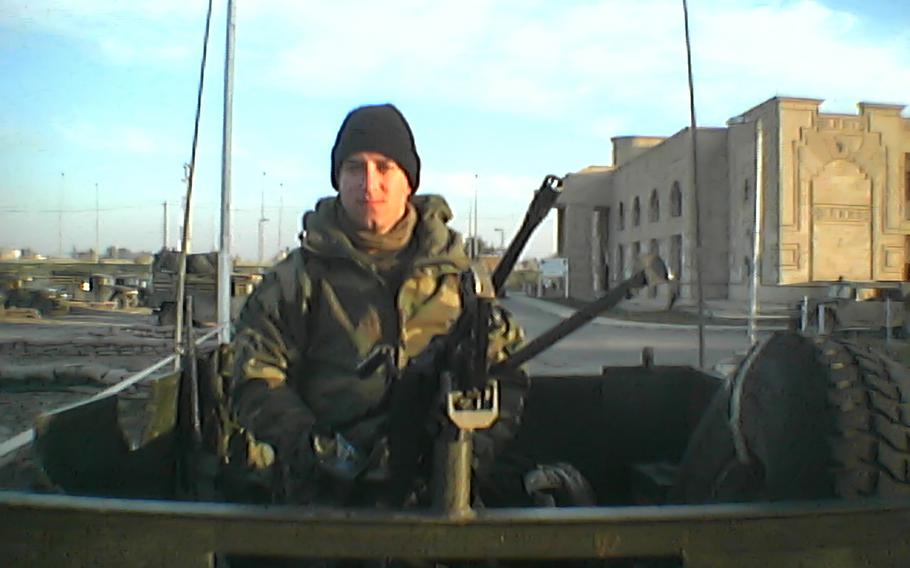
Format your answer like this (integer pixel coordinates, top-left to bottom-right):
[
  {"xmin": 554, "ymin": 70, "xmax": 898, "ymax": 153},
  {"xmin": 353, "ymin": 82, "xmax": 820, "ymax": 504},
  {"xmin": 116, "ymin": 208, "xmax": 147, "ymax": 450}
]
[{"xmin": 311, "ymin": 431, "xmax": 378, "ymax": 481}]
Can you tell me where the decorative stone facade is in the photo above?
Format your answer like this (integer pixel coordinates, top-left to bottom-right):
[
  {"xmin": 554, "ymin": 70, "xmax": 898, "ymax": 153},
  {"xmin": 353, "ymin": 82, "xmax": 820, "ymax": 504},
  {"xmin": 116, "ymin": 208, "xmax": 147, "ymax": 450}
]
[{"xmin": 556, "ymin": 97, "xmax": 910, "ymax": 304}]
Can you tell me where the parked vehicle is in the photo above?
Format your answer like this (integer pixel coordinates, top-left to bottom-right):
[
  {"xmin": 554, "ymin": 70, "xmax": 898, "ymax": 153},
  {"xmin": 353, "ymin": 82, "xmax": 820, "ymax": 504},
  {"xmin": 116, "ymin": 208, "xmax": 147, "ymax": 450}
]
[
  {"xmin": 146, "ymin": 249, "xmax": 261, "ymax": 325},
  {"xmin": 801, "ymin": 281, "xmax": 906, "ymax": 334},
  {"xmin": 0, "ymin": 276, "xmax": 70, "ymax": 316}
]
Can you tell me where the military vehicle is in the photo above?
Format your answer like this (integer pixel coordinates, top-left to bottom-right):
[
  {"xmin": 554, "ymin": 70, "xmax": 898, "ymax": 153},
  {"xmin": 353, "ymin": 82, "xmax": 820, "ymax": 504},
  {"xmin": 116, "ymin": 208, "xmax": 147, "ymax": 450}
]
[
  {"xmin": 82, "ymin": 273, "xmax": 141, "ymax": 309},
  {"xmin": 116, "ymin": 275, "xmax": 149, "ymax": 303},
  {"xmin": 801, "ymin": 281, "xmax": 907, "ymax": 336},
  {"xmin": 146, "ymin": 249, "xmax": 261, "ymax": 326},
  {"xmin": 48, "ymin": 271, "xmax": 141, "ymax": 309},
  {"xmin": 4, "ymin": 177, "xmax": 910, "ymax": 566},
  {"xmin": 0, "ymin": 275, "xmax": 70, "ymax": 316},
  {"xmin": 4, "ymin": 3, "xmax": 908, "ymax": 564}
]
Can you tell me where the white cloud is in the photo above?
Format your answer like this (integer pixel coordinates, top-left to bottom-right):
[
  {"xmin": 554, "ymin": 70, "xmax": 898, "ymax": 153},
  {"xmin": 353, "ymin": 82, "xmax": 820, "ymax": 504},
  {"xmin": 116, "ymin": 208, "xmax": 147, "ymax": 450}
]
[
  {"xmin": 1, "ymin": 0, "xmax": 207, "ymax": 65},
  {"xmin": 253, "ymin": 0, "xmax": 908, "ymax": 128},
  {"xmin": 5, "ymin": 0, "xmax": 909, "ymax": 259},
  {"xmin": 691, "ymin": 1, "xmax": 910, "ymax": 117},
  {"xmin": 10, "ymin": 1, "xmax": 906, "ymax": 122}
]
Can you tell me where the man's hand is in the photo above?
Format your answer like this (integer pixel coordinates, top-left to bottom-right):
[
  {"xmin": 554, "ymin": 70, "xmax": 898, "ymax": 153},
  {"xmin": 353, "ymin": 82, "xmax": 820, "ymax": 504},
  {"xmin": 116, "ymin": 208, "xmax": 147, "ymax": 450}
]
[{"xmin": 312, "ymin": 431, "xmax": 374, "ymax": 481}]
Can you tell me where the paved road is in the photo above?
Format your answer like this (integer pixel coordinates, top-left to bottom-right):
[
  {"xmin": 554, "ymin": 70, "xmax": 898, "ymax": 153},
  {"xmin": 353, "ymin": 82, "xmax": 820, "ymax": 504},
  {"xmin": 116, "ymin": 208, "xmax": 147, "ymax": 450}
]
[{"xmin": 501, "ymin": 294, "xmax": 759, "ymax": 375}]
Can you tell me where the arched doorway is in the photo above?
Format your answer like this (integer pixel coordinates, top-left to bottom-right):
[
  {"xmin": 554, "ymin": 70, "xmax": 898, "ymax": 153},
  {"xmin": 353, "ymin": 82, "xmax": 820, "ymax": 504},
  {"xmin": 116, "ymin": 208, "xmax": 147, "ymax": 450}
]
[{"xmin": 810, "ymin": 160, "xmax": 871, "ymax": 281}]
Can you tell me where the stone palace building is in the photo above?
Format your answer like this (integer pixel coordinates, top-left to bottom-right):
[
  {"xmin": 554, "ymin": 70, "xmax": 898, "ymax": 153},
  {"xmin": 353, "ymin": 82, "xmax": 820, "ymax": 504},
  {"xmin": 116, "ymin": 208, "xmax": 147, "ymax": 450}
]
[{"xmin": 555, "ymin": 96, "xmax": 910, "ymax": 305}]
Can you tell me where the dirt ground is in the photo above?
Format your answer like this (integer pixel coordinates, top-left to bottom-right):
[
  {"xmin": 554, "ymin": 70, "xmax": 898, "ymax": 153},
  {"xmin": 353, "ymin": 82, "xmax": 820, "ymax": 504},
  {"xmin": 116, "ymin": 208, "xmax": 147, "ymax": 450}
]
[{"xmin": 0, "ymin": 307, "xmax": 176, "ymax": 490}]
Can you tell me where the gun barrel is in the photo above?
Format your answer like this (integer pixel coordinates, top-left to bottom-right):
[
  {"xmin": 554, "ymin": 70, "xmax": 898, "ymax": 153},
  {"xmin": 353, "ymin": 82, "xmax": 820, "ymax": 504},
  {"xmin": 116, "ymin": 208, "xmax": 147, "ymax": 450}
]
[
  {"xmin": 491, "ymin": 175, "xmax": 562, "ymax": 293},
  {"xmin": 491, "ymin": 270, "xmax": 649, "ymax": 375}
]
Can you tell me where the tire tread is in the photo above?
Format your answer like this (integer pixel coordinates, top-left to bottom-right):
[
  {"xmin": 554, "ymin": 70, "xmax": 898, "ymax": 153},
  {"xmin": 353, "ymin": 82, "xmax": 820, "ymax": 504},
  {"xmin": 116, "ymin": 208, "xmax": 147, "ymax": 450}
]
[{"xmin": 823, "ymin": 339, "xmax": 910, "ymax": 498}]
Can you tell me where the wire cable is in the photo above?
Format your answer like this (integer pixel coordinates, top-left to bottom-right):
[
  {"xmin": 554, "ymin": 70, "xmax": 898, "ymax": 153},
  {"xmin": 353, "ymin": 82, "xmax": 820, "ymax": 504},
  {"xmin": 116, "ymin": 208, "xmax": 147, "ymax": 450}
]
[
  {"xmin": 174, "ymin": 0, "xmax": 215, "ymax": 359},
  {"xmin": 682, "ymin": 0, "xmax": 706, "ymax": 369}
]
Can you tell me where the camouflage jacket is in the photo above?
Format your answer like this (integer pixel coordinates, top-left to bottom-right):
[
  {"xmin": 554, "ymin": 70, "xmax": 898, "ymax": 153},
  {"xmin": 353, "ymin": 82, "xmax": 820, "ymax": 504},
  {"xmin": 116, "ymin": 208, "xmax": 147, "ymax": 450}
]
[{"xmin": 229, "ymin": 194, "xmax": 524, "ymax": 477}]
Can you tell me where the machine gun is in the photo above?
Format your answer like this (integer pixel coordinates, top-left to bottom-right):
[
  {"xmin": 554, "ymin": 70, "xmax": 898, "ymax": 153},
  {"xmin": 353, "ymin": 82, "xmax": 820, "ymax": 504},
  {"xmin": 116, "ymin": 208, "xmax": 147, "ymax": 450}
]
[
  {"xmin": 359, "ymin": 174, "xmax": 672, "ymax": 513},
  {"xmin": 355, "ymin": 174, "xmax": 562, "ymax": 505},
  {"xmin": 422, "ymin": 252, "xmax": 670, "ymax": 515}
]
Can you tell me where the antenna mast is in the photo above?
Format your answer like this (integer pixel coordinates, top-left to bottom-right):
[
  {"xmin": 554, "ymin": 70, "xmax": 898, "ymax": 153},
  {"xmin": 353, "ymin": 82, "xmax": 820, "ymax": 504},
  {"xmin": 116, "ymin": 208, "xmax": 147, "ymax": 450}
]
[
  {"xmin": 257, "ymin": 185, "xmax": 269, "ymax": 265},
  {"xmin": 217, "ymin": 0, "xmax": 236, "ymax": 342},
  {"xmin": 682, "ymin": 0, "xmax": 706, "ymax": 369},
  {"xmin": 174, "ymin": 0, "xmax": 215, "ymax": 362},
  {"xmin": 94, "ymin": 182, "xmax": 100, "ymax": 259}
]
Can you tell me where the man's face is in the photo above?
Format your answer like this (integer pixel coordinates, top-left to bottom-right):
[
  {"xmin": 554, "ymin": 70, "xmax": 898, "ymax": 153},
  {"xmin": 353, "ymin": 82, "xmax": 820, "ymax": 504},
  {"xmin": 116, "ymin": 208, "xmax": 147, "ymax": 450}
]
[{"xmin": 337, "ymin": 151, "xmax": 413, "ymax": 234}]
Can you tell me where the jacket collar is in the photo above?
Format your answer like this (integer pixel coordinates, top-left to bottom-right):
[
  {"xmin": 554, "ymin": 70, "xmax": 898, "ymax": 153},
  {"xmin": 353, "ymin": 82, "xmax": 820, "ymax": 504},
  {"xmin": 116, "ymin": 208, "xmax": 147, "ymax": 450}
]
[{"xmin": 301, "ymin": 194, "xmax": 470, "ymax": 273}]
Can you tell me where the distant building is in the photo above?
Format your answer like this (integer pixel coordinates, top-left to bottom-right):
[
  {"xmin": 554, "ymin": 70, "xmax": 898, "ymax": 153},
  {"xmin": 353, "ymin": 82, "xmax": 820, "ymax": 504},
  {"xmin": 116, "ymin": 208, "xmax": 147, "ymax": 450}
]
[
  {"xmin": 556, "ymin": 96, "xmax": 910, "ymax": 304},
  {"xmin": 0, "ymin": 248, "xmax": 22, "ymax": 260}
]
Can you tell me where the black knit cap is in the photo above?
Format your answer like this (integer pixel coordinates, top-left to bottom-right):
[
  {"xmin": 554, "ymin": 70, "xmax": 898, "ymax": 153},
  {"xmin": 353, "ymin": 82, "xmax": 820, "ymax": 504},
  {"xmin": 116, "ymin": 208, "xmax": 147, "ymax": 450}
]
[{"xmin": 331, "ymin": 103, "xmax": 420, "ymax": 191}]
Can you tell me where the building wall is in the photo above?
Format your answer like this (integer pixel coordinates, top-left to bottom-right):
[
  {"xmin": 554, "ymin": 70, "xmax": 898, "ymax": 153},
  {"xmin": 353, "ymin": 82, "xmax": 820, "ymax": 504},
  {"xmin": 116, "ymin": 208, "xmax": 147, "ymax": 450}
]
[
  {"xmin": 608, "ymin": 129, "xmax": 691, "ymax": 302},
  {"xmin": 726, "ymin": 120, "xmax": 757, "ymax": 298},
  {"xmin": 563, "ymin": 203, "xmax": 595, "ymax": 300},
  {"xmin": 695, "ymin": 128, "xmax": 731, "ymax": 299},
  {"xmin": 612, "ymin": 136, "xmax": 667, "ymax": 167},
  {"xmin": 559, "ymin": 168, "xmax": 614, "ymax": 301},
  {"xmin": 776, "ymin": 99, "xmax": 909, "ymax": 285},
  {"xmin": 557, "ymin": 96, "xmax": 910, "ymax": 306},
  {"xmin": 603, "ymin": 128, "xmax": 730, "ymax": 300},
  {"xmin": 558, "ymin": 131, "xmax": 729, "ymax": 301}
]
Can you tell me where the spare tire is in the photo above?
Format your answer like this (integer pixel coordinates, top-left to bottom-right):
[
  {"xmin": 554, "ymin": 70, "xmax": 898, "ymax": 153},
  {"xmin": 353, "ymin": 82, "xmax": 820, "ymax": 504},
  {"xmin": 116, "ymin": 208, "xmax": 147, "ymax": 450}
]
[{"xmin": 672, "ymin": 332, "xmax": 910, "ymax": 503}]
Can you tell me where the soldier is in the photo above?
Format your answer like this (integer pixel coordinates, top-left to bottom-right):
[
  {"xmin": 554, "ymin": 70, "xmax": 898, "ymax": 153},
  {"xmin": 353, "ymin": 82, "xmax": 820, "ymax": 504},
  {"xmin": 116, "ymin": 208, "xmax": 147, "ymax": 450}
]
[{"xmin": 228, "ymin": 103, "xmax": 527, "ymax": 506}]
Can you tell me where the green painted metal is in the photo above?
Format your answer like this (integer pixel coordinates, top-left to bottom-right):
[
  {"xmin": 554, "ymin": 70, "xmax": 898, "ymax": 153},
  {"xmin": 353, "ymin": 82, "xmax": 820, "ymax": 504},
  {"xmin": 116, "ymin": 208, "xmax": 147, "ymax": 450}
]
[
  {"xmin": 2, "ymin": 491, "xmax": 909, "ymax": 566},
  {"xmin": 33, "ymin": 372, "xmax": 181, "ymax": 499},
  {"xmin": 25, "ymin": 356, "xmax": 900, "ymax": 565}
]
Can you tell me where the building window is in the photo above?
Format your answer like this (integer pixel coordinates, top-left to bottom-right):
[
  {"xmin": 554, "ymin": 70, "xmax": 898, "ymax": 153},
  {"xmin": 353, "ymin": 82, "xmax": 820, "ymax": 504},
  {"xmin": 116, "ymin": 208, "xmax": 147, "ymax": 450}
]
[
  {"xmin": 593, "ymin": 207, "xmax": 609, "ymax": 294},
  {"xmin": 649, "ymin": 238, "xmax": 659, "ymax": 297},
  {"xmin": 670, "ymin": 234, "xmax": 683, "ymax": 283},
  {"xmin": 633, "ymin": 197, "xmax": 641, "ymax": 227},
  {"xmin": 632, "ymin": 241, "xmax": 641, "ymax": 263},
  {"xmin": 595, "ymin": 206, "xmax": 610, "ymax": 242},
  {"xmin": 596, "ymin": 206, "xmax": 610, "ymax": 262},
  {"xmin": 744, "ymin": 179, "xmax": 750, "ymax": 203},
  {"xmin": 619, "ymin": 202, "xmax": 625, "ymax": 230},
  {"xmin": 649, "ymin": 189, "xmax": 659, "ymax": 223},
  {"xmin": 670, "ymin": 181, "xmax": 682, "ymax": 217},
  {"xmin": 617, "ymin": 244, "xmax": 625, "ymax": 279}
]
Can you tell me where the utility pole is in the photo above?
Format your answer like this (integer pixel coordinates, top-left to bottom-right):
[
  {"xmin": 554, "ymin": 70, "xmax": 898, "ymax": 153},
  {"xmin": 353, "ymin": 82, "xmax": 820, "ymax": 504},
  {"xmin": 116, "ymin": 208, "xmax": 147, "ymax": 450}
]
[
  {"xmin": 467, "ymin": 201, "xmax": 474, "ymax": 259},
  {"xmin": 162, "ymin": 201, "xmax": 170, "ymax": 250},
  {"xmin": 257, "ymin": 179, "xmax": 269, "ymax": 265},
  {"xmin": 94, "ymin": 182, "xmax": 100, "ymax": 259},
  {"xmin": 473, "ymin": 174, "xmax": 479, "ymax": 259},
  {"xmin": 748, "ymin": 119, "xmax": 765, "ymax": 345},
  {"xmin": 217, "ymin": 0, "xmax": 236, "ymax": 343},
  {"xmin": 277, "ymin": 182, "xmax": 284, "ymax": 253},
  {"xmin": 180, "ymin": 165, "xmax": 193, "ymax": 253},
  {"xmin": 58, "ymin": 172, "xmax": 65, "ymax": 258}
]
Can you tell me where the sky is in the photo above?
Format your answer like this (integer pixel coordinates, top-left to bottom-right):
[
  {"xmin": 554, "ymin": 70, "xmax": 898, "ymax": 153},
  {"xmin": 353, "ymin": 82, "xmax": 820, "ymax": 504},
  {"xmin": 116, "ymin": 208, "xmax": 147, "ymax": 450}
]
[{"xmin": 1, "ymin": 0, "xmax": 908, "ymax": 261}]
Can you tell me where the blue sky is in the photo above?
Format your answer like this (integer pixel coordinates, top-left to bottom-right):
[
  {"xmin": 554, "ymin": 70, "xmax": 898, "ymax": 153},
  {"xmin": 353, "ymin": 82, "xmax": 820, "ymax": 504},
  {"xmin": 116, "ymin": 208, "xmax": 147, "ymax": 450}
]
[{"xmin": 1, "ymin": 0, "xmax": 908, "ymax": 260}]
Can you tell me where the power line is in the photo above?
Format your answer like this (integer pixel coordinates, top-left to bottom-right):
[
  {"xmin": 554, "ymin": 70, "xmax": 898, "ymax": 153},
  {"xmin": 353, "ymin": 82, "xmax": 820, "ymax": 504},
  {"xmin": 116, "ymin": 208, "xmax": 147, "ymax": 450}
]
[{"xmin": 0, "ymin": 205, "xmax": 153, "ymax": 213}]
